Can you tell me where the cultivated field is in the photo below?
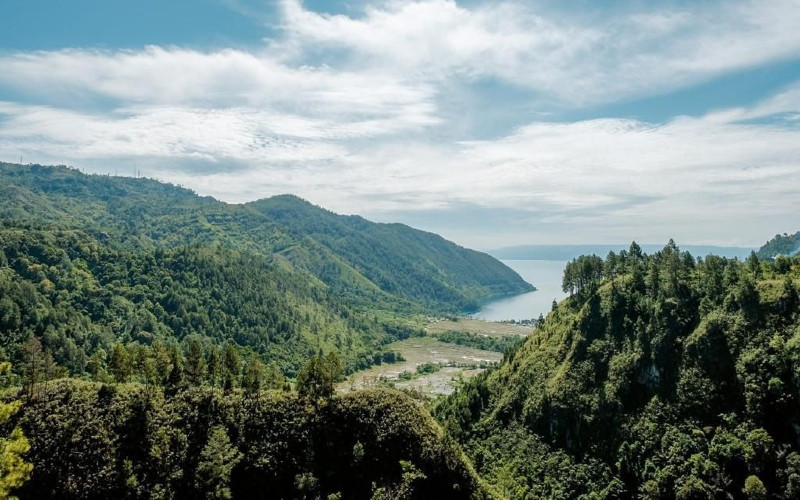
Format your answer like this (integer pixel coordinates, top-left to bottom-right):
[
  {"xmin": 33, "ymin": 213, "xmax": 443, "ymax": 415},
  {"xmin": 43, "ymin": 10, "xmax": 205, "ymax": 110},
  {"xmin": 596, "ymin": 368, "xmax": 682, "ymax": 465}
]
[
  {"xmin": 425, "ymin": 317, "xmax": 532, "ymax": 337},
  {"xmin": 340, "ymin": 336, "xmax": 503, "ymax": 396}
]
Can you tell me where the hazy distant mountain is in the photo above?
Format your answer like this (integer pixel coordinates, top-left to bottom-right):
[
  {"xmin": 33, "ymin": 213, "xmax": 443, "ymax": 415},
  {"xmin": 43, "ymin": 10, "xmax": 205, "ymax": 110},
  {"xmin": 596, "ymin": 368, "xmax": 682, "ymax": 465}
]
[{"xmin": 490, "ymin": 243, "xmax": 755, "ymax": 261}]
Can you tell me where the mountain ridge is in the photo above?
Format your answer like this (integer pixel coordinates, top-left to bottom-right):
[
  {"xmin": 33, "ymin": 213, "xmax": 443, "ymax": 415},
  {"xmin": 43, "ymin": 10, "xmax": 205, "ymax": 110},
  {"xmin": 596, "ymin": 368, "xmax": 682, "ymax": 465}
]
[{"xmin": 0, "ymin": 162, "xmax": 531, "ymax": 312}]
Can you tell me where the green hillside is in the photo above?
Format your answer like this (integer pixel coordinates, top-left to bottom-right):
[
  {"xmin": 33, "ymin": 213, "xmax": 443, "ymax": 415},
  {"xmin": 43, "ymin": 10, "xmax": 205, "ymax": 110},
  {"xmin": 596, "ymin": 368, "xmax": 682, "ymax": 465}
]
[
  {"xmin": 0, "ymin": 227, "xmax": 394, "ymax": 376},
  {"xmin": 251, "ymin": 195, "xmax": 532, "ymax": 311},
  {"xmin": 0, "ymin": 162, "xmax": 530, "ymax": 377},
  {"xmin": 0, "ymin": 163, "xmax": 530, "ymax": 312},
  {"xmin": 436, "ymin": 242, "xmax": 800, "ymax": 498},
  {"xmin": 757, "ymin": 232, "xmax": 800, "ymax": 260}
]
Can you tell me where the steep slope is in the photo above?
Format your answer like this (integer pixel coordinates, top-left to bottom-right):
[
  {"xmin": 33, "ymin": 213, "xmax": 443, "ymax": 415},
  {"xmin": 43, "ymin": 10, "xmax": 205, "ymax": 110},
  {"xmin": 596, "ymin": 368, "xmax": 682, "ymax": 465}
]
[
  {"xmin": 251, "ymin": 195, "xmax": 533, "ymax": 311},
  {"xmin": 436, "ymin": 243, "xmax": 800, "ymax": 498},
  {"xmin": 0, "ymin": 162, "xmax": 530, "ymax": 312},
  {"xmin": 757, "ymin": 231, "xmax": 800, "ymax": 260},
  {"xmin": 0, "ymin": 228, "xmax": 397, "ymax": 376}
]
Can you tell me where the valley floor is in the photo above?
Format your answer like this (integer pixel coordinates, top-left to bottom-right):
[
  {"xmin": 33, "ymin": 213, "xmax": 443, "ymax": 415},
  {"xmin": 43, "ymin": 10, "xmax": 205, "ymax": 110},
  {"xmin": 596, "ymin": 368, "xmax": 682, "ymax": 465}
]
[{"xmin": 340, "ymin": 318, "xmax": 528, "ymax": 396}]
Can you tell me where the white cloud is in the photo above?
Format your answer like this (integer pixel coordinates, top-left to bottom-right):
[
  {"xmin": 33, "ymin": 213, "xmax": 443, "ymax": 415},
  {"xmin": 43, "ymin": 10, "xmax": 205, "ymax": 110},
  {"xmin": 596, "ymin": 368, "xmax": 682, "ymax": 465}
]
[
  {"xmin": 279, "ymin": 0, "xmax": 800, "ymax": 105},
  {"xmin": 1, "ymin": 0, "xmax": 799, "ymax": 247},
  {"xmin": 0, "ymin": 46, "xmax": 440, "ymax": 136}
]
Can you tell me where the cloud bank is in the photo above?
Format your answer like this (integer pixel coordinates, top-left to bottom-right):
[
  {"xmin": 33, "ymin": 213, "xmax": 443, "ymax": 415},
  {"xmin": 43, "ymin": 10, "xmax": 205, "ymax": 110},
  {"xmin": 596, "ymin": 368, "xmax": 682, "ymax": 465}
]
[{"xmin": 0, "ymin": 0, "xmax": 799, "ymax": 247}]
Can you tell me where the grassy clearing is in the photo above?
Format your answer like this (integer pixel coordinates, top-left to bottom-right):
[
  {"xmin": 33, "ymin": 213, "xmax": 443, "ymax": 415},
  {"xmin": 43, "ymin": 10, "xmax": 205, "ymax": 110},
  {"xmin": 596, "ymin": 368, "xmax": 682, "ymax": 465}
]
[
  {"xmin": 340, "ymin": 336, "xmax": 502, "ymax": 396},
  {"xmin": 425, "ymin": 318, "xmax": 532, "ymax": 337}
]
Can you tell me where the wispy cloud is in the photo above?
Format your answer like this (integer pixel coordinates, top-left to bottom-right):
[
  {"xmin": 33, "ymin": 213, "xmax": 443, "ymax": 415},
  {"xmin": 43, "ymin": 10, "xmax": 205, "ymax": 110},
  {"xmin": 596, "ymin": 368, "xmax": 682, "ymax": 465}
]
[{"xmin": 279, "ymin": 0, "xmax": 800, "ymax": 105}]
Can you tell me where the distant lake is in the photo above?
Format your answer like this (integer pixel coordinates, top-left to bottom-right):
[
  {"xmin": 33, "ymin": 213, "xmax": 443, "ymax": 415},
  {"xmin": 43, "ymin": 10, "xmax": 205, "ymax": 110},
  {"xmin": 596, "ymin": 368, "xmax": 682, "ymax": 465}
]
[{"xmin": 474, "ymin": 260, "xmax": 568, "ymax": 321}]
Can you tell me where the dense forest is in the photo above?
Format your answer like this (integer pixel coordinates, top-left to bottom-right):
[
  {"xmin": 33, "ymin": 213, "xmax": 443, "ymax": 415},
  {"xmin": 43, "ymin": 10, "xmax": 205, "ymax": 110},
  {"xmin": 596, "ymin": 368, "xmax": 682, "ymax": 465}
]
[
  {"xmin": 0, "ymin": 163, "xmax": 531, "ymax": 377},
  {"xmin": 3, "ymin": 163, "xmax": 800, "ymax": 498},
  {"xmin": 0, "ymin": 163, "xmax": 531, "ymax": 312},
  {"xmin": 0, "ymin": 163, "xmax": 527, "ymax": 498},
  {"xmin": 3, "ymin": 379, "xmax": 486, "ymax": 499},
  {"xmin": 436, "ymin": 242, "xmax": 800, "ymax": 499}
]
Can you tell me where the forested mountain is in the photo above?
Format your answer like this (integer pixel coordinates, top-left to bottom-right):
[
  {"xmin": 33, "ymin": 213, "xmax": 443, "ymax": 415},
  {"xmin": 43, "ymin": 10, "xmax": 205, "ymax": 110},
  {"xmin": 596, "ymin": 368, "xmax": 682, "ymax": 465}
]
[
  {"xmin": 0, "ymin": 163, "xmax": 530, "ymax": 312},
  {"xmin": 8, "ymin": 161, "xmax": 800, "ymax": 499},
  {"xmin": 0, "ymin": 162, "xmax": 529, "ymax": 377},
  {"xmin": 252, "ymin": 195, "xmax": 531, "ymax": 309},
  {"xmin": 0, "ymin": 162, "xmax": 520, "ymax": 498},
  {"xmin": 757, "ymin": 232, "xmax": 800, "ymax": 260},
  {"xmin": 436, "ymin": 242, "xmax": 800, "ymax": 498}
]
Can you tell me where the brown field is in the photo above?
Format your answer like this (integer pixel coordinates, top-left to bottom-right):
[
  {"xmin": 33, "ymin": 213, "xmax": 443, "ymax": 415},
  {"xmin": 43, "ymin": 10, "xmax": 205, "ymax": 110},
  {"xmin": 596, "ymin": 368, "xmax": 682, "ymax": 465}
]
[
  {"xmin": 425, "ymin": 317, "xmax": 532, "ymax": 337},
  {"xmin": 339, "ymin": 336, "xmax": 502, "ymax": 396}
]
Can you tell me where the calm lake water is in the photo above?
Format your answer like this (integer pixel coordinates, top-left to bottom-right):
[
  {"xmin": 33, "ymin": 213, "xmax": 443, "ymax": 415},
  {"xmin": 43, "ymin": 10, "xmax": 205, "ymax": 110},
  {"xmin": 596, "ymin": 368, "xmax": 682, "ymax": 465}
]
[{"xmin": 474, "ymin": 260, "xmax": 568, "ymax": 321}]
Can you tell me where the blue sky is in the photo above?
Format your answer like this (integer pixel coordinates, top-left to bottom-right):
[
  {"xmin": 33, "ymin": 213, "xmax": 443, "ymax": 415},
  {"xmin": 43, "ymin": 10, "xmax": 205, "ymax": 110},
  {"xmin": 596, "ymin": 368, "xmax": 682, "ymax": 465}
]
[{"xmin": 1, "ymin": 0, "xmax": 799, "ymax": 249}]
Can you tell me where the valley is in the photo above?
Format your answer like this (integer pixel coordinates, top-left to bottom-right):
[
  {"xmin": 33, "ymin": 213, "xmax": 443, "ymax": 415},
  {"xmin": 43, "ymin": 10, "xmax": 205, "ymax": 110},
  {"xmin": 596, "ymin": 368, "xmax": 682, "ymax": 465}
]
[
  {"xmin": 342, "ymin": 317, "xmax": 530, "ymax": 396},
  {"xmin": 1, "ymin": 164, "xmax": 799, "ymax": 499}
]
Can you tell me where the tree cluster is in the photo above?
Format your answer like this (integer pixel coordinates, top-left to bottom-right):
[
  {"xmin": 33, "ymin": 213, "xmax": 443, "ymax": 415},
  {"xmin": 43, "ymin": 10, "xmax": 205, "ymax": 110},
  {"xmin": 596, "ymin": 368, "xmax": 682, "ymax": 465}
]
[{"xmin": 437, "ymin": 242, "xmax": 800, "ymax": 499}]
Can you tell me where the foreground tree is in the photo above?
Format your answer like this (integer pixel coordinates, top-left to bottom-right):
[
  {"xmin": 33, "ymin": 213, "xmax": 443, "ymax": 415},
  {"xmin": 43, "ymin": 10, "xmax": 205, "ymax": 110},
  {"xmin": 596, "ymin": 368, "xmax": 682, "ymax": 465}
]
[
  {"xmin": 195, "ymin": 426, "xmax": 241, "ymax": 500},
  {"xmin": 0, "ymin": 363, "xmax": 32, "ymax": 498},
  {"xmin": 297, "ymin": 353, "xmax": 343, "ymax": 402}
]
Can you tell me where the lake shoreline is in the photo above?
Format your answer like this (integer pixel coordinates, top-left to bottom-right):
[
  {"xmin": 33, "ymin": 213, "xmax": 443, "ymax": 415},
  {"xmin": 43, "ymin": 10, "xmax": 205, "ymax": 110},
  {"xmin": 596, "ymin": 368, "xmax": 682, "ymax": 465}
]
[{"xmin": 473, "ymin": 259, "xmax": 568, "ymax": 322}]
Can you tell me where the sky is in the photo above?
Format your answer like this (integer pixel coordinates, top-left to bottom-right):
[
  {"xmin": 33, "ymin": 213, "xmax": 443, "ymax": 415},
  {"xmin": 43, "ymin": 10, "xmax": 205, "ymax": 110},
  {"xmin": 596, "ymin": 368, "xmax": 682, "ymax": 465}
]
[{"xmin": 1, "ymin": 0, "xmax": 799, "ymax": 250}]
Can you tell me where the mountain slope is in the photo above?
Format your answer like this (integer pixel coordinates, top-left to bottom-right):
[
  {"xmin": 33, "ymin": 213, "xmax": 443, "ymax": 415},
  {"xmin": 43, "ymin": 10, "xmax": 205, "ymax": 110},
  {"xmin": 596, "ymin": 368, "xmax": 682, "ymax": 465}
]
[
  {"xmin": 0, "ymin": 161, "xmax": 531, "ymax": 378},
  {"xmin": 0, "ymin": 227, "xmax": 398, "ymax": 376},
  {"xmin": 0, "ymin": 163, "xmax": 531, "ymax": 312},
  {"xmin": 757, "ymin": 231, "xmax": 800, "ymax": 260},
  {"xmin": 436, "ymin": 243, "xmax": 800, "ymax": 498},
  {"xmin": 251, "ymin": 195, "xmax": 533, "ymax": 311}
]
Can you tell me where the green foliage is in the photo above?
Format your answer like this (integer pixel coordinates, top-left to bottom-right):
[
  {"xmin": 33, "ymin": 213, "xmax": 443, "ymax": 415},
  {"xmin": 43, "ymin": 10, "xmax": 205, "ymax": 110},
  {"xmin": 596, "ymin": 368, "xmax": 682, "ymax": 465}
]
[
  {"xmin": 415, "ymin": 363, "xmax": 440, "ymax": 375},
  {"xmin": 743, "ymin": 475, "xmax": 767, "ymax": 499},
  {"xmin": 757, "ymin": 231, "xmax": 800, "ymax": 260},
  {"xmin": 297, "ymin": 353, "xmax": 343, "ymax": 402},
  {"xmin": 195, "ymin": 426, "xmax": 242, "ymax": 499},
  {"xmin": 5, "ymin": 380, "xmax": 487, "ymax": 499},
  {"xmin": 0, "ymin": 162, "xmax": 529, "ymax": 314},
  {"xmin": 436, "ymin": 241, "xmax": 800, "ymax": 499},
  {"xmin": 251, "ymin": 194, "xmax": 533, "ymax": 311},
  {"xmin": 0, "ymin": 363, "xmax": 32, "ymax": 499},
  {"xmin": 0, "ymin": 162, "xmax": 531, "ymax": 384},
  {"xmin": 430, "ymin": 330, "xmax": 523, "ymax": 353}
]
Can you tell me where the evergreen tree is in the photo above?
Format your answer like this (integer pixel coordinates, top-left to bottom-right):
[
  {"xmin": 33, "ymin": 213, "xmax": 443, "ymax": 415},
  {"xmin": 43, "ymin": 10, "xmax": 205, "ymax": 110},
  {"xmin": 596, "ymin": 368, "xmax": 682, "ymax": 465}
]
[
  {"xmin": 109, "ymin": 343, "xmax": 132, "ymax": 383},
  {"xmin": 242, "ymin": 354, "xmax": 264, "ymax": 395},
  {"xmin": 165, "ymin": 343, "xmax": 185, "ymax": 392},
  {"xmin": 297, "ymin": 353, "xmax": 342, "ymax": 402},
  {"xmin": 152, "ymin": 341, "xmax": 173, "ymax": 387},
  {"xmin": 264, "ymin": 362, "xmax": 286, "ymax": 391},
  {"xmin": 195, "ymin": 426, "xmax": 241, "ymax": 500},
  {"xmin": 184, "ymin": 337, "xmax": 206, "ymax": 387},
  {"xmin": 207, "ymin": 347, "xmax": 222, "ymax": 388},
  {"xmin": 20, "ymin": 336, "xmax": 43, "ymax": 399},
  {"xmin": 222, "ymin": 345, "xmax": 240, "ymax": 391}
]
